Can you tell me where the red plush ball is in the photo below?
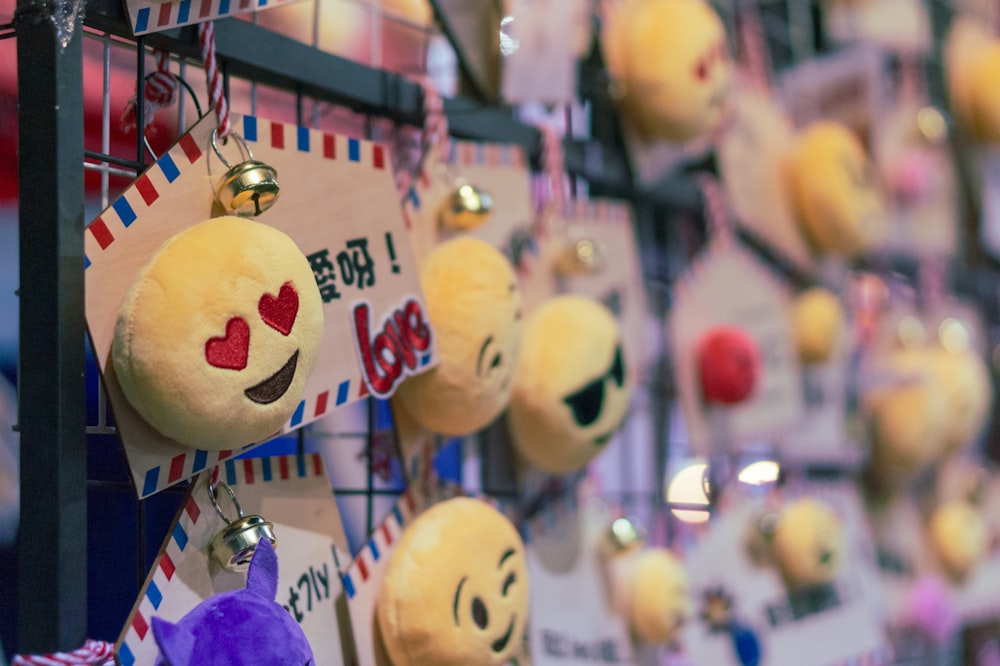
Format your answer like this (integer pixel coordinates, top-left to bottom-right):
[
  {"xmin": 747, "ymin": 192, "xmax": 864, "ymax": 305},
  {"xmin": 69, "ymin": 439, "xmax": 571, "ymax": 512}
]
[{"xmin": 696, "ymin": 326, "xmax": 760, "ymax": 405}]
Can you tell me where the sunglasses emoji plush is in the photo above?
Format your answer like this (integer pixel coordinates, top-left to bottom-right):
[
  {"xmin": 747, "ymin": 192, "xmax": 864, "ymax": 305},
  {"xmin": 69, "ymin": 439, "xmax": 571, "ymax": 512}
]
[
  {"xmin": 377, "ymin": 497, "xmax": 529, "ymax": 666},
  {"xmin": 507, "ymin": 295, "xmax": 632, "ymax": 475},
  {"xmin": 112, "ymin": 216, "xmax": 324, "ymax": 451}
]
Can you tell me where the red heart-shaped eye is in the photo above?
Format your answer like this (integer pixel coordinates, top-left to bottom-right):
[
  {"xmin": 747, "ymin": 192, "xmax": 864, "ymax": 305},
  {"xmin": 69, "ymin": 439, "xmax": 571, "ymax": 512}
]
[
  {"xmin": 694, "ymin": 58, "xmax": 709, "ymax": 81},
  {"xmin": 205, "ymin": 317, "xmax": 250, "ymax": 370},
  {"xmin": 259, "ymin": 282, "xmax": 299, "ymax": 336}
]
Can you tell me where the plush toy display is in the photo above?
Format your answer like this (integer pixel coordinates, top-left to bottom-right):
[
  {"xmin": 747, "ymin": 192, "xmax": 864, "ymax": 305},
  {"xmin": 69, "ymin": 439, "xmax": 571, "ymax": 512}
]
[
  {"xmin": 628, "ymin": 548, "xmax": 691, "ymax": 645},
  {"xmin": 696, "ymin": 326, "xmax": 761, "ymax": 405},
  {"xmin": 769, "ymin": 498, "xmax": 844, "ymax": 589},
  {"xmin": 786, "ymin": 121, "xmax": 885, "ymax": 258},
  {"xmin": 603, "ymin": 0, "xmax": 731, "ymax": 142},
  {"xmin": 864, "ymin": 348, "xmax": 948, "ymax": 484},
  {"xmin": 112, "ymin": 216, "xmax": 324, "ymax": 451},
  {"xmin": 395, "ymin": 237, "xmax": 523, "ymax": 436},
  {"xmin": 792, "ymin": 288, "xmax": 845, "ymax": 364},
  {"xmin": 377, "ymin": 497, "xmax": 530, "ymax": 666},
  {"xmin": 507, "ymin": 295, "xmax": 632, "ymax": 475},
  {"xmin": 929, "ymin": 347, "xmax": 992, "ymax": 458},
  {"xmin": 151, "ymin": 540, "xmax": 314, "ymax": 665}
]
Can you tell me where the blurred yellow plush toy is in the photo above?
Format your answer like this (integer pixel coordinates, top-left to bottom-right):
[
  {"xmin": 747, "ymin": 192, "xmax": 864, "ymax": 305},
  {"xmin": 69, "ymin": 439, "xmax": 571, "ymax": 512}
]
[
  {"xmin": 771, "ymin": 498, "xmax": 845, "ymax": 588},
  {"xmin": 929, "ymin": 347, "xmax": 993, "ymax": 458},
  {"xmin": 749, "ymin": 498, "xmax": 845, "ymax": 589},
  {"xmin": 507, "ymin": 295, "xmax": 632, "ymax": 475},
  {"xmin": 786, "ymin": 121, "xmax": 885, "ymax": 258},
  {"xmin": 377, "ymin": 497, "xmax": 529, "ymax": 666},
  {"xmin": 112, "ymin": 216, "xmax": 324, "ymax": 451},
  {"xmin": 945, "ymin": 15, "xmax": 1000, "ymax": 143},
  {"xmin": 603, "ymin": 0, "xmax": 731, "ymax": 142},
  {"xmin": 395, "ymin": 237, "xmax": 523, "ymax": 436},
  {"xmin": 628, "ymin": 548, "xmax": 691, "ymax": 645},
  {"xmin": 928, "ymin": 500, "xmax": 987, "ymax": 582},
  {"xmin": 792, "ymin": 288, "xmax": 846, "ymax": 364},
  {"xmin": 864, "ymin": 347, "xmax": 948, "ymax": 484}
]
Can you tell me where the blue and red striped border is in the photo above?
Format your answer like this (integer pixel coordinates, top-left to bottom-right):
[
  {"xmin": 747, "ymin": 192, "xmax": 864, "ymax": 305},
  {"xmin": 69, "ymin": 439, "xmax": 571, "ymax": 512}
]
[
  {"xmin": 340, "ymin": 490, "xmax": 417, "ymax": 599},
  {"xmin": 130, "ymin": 0, "xmax": 297, "ymax": 36}
]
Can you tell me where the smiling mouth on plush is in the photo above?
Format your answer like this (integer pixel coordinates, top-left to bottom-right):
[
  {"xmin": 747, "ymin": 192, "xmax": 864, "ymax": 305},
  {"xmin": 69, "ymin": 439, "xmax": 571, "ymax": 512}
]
[
  {"xmin": 244, "ymin": 350, "xmax": 299, "ymax": 404},
  {"xmin": 491, "ymin": 617, "xmax": 516, "ymax": 653}
]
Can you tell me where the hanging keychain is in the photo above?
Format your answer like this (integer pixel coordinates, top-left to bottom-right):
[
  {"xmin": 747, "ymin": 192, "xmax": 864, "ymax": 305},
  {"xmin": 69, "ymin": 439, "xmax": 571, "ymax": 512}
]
[{"xmin": 207, "ymin": 477, "xmax": 277, "ymax": 573}]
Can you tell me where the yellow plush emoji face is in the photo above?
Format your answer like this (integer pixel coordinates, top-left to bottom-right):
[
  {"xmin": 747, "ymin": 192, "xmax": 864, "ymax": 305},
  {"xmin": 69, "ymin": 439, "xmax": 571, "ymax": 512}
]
[
  {"xmin": 772, "ymin": 498, "xmax": 844, "ymax": 588},
  {"xmin": 507, "ymin": 295, "xmax": 632, "ymax": 475},
  {"xmin": 929, "ymin": 501, "xmax": 987, "ymax": 581},
  {"xmin": 377, "ymin": 497, "xmax": 529, "ymax": 666},
  {"xmin": 930, "ymin": 348, "xmax": 993, "ymax": 457},
  {"xmin": 395, "ymin": 237, "xmax": 523, "ymax": 436},
  {"xmin": 629, "ymin": 548, "xmax": 690, "ymax": 645},
  {"xmin": 613, "ymin": 0, "xmax": 731, "ymax": 142},
  {"xmin": 967, "ymin": 44, "xmax": 1000, "ymax": 142},
  {"xmin": 792, "ymin": 288, "xmax": 845, "ymax": 364},
  {"xmin": 866, "ymin": 347, "xmax": 949, "ymax": 481},
  {"xmin": 112, "ymin": 217, "xmax": 323, "ymax": 450},
  {"xmin": 788, "ymin": 121, "xmax": 885, "ymax": 258}
]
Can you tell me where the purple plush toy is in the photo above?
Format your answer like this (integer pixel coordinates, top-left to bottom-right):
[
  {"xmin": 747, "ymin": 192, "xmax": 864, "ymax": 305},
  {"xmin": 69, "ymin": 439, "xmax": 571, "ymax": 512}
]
[{"xmin": 151, "ymin": 540, "xmax": 315, "ymax": 665}]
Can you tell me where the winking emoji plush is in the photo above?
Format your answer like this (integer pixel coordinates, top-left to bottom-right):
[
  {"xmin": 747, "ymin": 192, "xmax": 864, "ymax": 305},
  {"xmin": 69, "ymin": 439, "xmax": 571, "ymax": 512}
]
[
  {"xmin": 394, "ymin": 236, "xmax": 523, "ymax": 436},
  {"xmin": 377, "ymin": 497, "xmax": 530, "ymax": 666}
]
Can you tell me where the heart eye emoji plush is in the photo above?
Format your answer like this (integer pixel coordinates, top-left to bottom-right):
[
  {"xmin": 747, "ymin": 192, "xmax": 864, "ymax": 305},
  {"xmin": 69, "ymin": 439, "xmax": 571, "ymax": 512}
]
[
  {"xmin": 112, "ymin": 216, "xmax": 324, "ymax": 450},
  {"xmin": 507, "ymin": 295, "xmax": 632, "ymax": 475},
  {"xmin": 377, "ymin": 497, "xmax": 529, "ymax": 666}
]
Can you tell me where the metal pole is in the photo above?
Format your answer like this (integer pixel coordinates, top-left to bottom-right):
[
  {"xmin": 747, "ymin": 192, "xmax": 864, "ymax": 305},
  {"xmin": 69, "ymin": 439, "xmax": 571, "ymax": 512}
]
[{"xmin": 15, "ymin": 0, "xmax": 88, "ymax": 652}]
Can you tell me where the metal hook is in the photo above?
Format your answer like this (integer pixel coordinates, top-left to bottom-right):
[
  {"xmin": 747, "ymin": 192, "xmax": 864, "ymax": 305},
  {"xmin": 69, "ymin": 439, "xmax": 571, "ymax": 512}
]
[
  {"xmin": 207, "ymin": 479, "xmax": 245, "ymax": 526},
  {"xmin": 210, "ymin": 129, "xmax": 254, "ymax": 170}
]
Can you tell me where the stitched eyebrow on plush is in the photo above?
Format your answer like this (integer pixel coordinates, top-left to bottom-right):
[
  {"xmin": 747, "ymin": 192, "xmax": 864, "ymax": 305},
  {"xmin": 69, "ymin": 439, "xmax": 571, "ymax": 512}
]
[
  {"xmin": 477, "ymin": 336, "xmax": 494, "ymax": 376},
  {"xmin": 453, "ymin": 576, "xmax": 468, "ymax": 625},
  {"xmin": 498, "ymin": 548, "xmax": 516, "ymax": 568}
]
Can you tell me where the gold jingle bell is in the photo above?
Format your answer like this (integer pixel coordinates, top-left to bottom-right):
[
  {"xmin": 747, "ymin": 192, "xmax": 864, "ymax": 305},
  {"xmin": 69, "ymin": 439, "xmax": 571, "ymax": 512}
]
[
  {"xmin": 438, "ymin": 178, "xmax": 494, "ymax": 231},
  {"xmin": 207, "ymin": 480, "xmax": 277, "ymax": 573},
  {"xmin": 604, "ymin": 516, "xmax": 646, "ymax": 556},
  {"xmin": 211, "ymin": 129, "xmax": 280, "ymax": 218},
  {"xmin": 553, "ymin": 220, "xmax": 606, "ymax": 276}
]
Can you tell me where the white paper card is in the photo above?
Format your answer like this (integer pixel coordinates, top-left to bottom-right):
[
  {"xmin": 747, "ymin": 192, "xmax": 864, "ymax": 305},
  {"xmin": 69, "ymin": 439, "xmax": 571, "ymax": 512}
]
[
  {"xmin": 501, "ymin": 0, "xmax": 579, "ymax": 104},
  {"xmin": 526, "ymin": 493, "xmax": 635, "ymax": 665}
]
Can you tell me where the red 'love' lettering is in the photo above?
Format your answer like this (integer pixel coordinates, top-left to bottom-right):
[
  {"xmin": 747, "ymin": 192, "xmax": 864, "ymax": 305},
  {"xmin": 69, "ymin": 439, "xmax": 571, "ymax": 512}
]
[{"xmin": 352, "ymin": 298, "xmax": 433, "ymax": 397}]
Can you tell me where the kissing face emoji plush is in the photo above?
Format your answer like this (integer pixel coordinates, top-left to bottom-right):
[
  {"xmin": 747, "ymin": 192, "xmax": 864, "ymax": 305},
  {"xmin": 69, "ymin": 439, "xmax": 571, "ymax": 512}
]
[
  {"xmin": 605, "ymin": 0, "xmax": 731, "ymax": 142},
  {"xmin": 628, "ymin": 548, "xmax": 691, "ymax": 645},
  {"xmin": 771, "ymin": 498, "xmax": 845, "ymax": 589},
  {"xmin": 112, "ymin": 216, "xmax": 323, "ymax": 451},
  {"xmin": 395, "ymin": 237, "xmax": 523, "ymax": 436},
  {"xmin": 787, "ymin": 121, "xmax": 885, "ymax": 258},
  {"xmin": 377, "ymin": 497, "xmax": 529, "ymax": 666},
  {"xmin": 507, "ymin": 295, "xmax": 632, "ymax": 475}
]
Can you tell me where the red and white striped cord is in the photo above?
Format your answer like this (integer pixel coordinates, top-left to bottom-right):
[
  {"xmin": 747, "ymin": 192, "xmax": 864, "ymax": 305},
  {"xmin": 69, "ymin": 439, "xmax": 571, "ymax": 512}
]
[
  {"xmin": 13, "ymin": 639, "xmax": 115, "ymax": 666},
  {"xmin": 738, "ymin": 3, "xmax": 771, "ymax": 93},
  {"xmin": 538, "ymin": 124, "xmax": 567, "ymax": 217},
  {"xmin": 120, "ymin": 49, "xmax": 177, "ymax": 133},
  {"xmin": 416, "ymin": 76, "xmax": 448, "ymax": 151},
  {"xmin": 698, "ymin": 174, "xmax": 733, "ymax": 238},
  {"xmin": 198, "ymin": 20, "xmax": 230, "ymax": 140}
]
